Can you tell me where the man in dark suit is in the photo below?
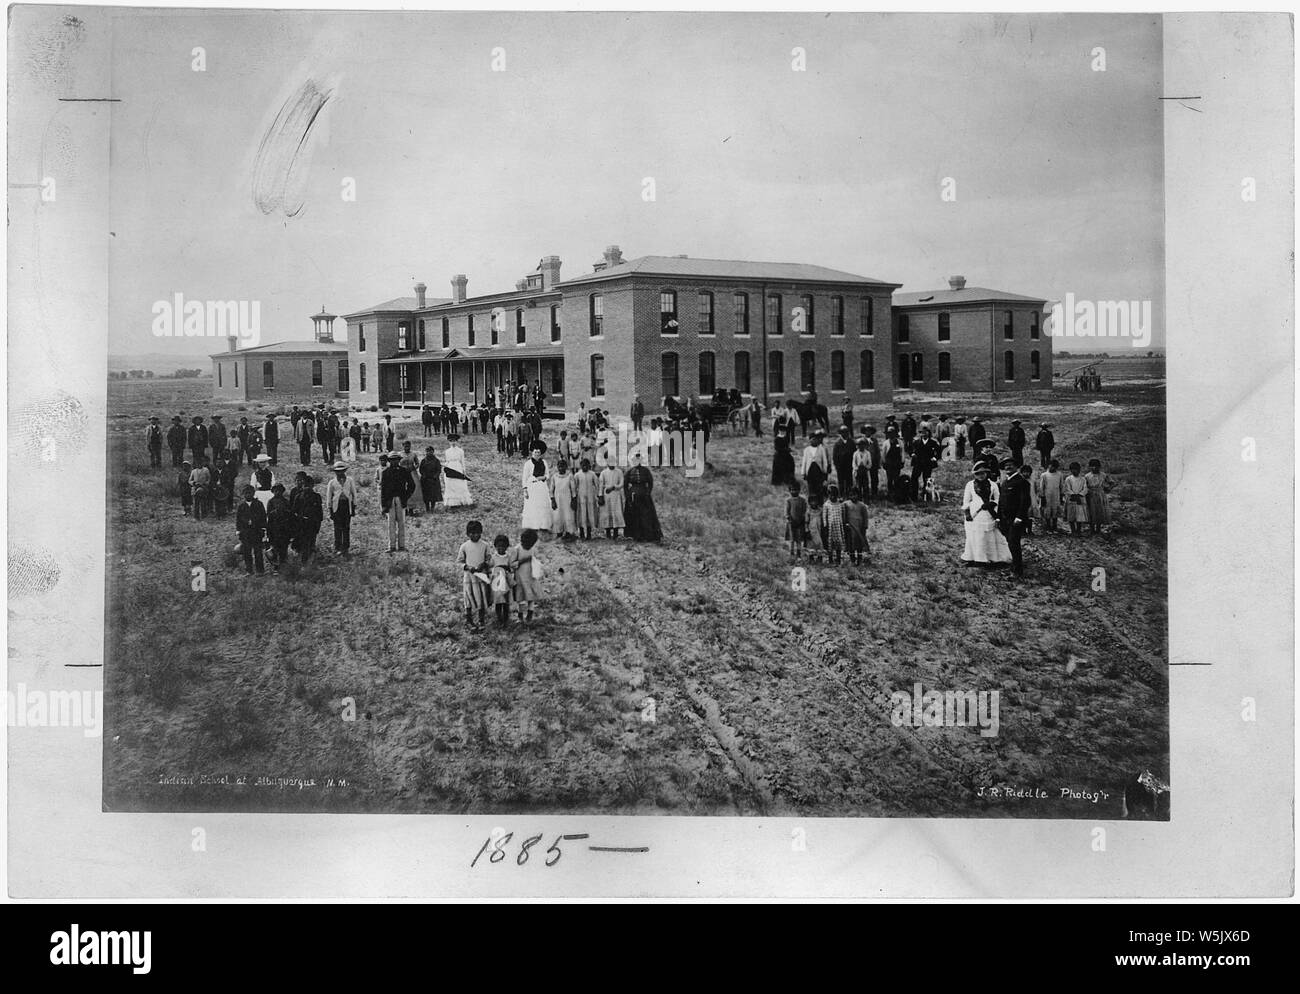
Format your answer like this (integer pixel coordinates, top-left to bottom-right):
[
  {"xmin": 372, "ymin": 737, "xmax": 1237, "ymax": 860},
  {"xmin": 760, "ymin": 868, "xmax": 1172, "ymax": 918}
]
[
  {"xmin": 187, "ymin": 416, "xmax": 209, "ymax": 466},
  {"xmin": 630, "ymin": 396, "xmax": 645, "ymax": 432},
  {"xmin": 1000, "ymin": 462, "xmax": 1033, "ymax": 578},
  {"xmin": 1007, "ymin": 419, "xmax": 1027, "ymax": 467},
  {"xmin": 1035, "ymin": 422, "xmax": 1055, "ymax": 469},
  {"xmin": 381, "ymin": 453, "xmax": 416, "ymax": 552},
  {"xmin": 909, "ymin": 427, "xmax": 942, "ymax": 501},
  {"xmin": 831, "ymin": 426, "xmax": 855, "ymax": 496},
  {"xmin": 209, "ymin": 414, "xmax": 228, "ymax": 458},
  {"xmin": 166, "ymin": 416, "xmax": 187, "ymax": 466},
  {"xmin": 145, "ymin": 416, "xmax": 164, "ymax": 468},
  {"xmin": 967, "ymin": 416, "xmax": 986, "ymax": 460},
  {"xmin": 263, "ymin": 414, "xmax": 279, "ymax": 465},
  {"xmin": 235, "ymin": 484, "xmax": 267, "ymax": 575}
]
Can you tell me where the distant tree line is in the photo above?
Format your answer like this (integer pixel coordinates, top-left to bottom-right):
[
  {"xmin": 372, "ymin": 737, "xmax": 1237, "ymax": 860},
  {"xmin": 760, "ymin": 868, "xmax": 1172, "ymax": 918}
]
[{"xmin": 108, "ymin": 368, "xmax": 205, "ymax": 380}]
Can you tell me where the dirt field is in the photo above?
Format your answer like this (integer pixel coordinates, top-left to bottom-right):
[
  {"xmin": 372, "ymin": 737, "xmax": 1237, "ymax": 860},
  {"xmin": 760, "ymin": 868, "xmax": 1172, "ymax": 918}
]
[{"xmin": 103, "ymin": 374, "xmax": 1168, "ymax": 818}]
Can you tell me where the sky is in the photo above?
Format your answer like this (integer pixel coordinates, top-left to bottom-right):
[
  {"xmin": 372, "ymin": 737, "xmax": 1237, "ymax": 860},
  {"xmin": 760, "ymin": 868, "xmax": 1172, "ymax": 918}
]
[{"xmin": 102, "ymin": 11, "xmax": 1166, "ymax": 355}]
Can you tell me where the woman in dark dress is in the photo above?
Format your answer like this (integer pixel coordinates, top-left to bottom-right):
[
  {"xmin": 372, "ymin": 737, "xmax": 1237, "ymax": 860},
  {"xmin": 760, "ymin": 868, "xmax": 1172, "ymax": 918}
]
[
  {"xmin": 623, "ymin": 453, "xmax": 663, "ymax": 542},
  {"xmin": 419, "ymin": 446, "xmax": 443, "ymax": 512},
  {"xmin": 771, "ymin": 436, "xmax": 796, "ymax": 487}
]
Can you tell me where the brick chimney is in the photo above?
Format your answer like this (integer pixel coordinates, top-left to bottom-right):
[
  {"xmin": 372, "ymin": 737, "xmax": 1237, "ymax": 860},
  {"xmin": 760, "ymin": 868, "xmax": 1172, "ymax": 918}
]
[
  {"xmin": 451, "ymin": 274, "xmax": 468, "ymax": 304},
  {"xmin": 603, "ymin": 245, "xmax": 624, "ymax": 267},
  {"xmin": 414, "ymin": 282, "xmax": 427, "ymax": 308},
  {"xmin": 539, "ymin": 255, "xmax": 562, "ymax": 290},
  {"xmin": 227, "ymin": 335, "xmax": 238, "ymax": 353},
  {"xmin": 948, "ymin": 276, "xmax": 967, "ymax": 290}
]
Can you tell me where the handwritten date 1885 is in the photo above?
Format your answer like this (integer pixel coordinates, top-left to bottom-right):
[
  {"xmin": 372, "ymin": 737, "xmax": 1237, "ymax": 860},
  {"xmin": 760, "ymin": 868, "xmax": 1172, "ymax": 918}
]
[{"xmin": 471, "ymin": 832, "xmax": 589, "ymax": 868}]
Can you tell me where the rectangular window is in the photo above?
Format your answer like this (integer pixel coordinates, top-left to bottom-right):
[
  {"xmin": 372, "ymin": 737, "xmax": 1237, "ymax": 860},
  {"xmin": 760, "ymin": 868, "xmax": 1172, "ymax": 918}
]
[
  {"xmin": 358, "ymin": 324, "xmax": 366, "ymax": 352},
  {"xmin": 831, "ymin": 350, "xmax": 845, "ymax": 391},
  {"xmin": 417, "ymin": 320, "xmax": 426, "ymax": 351},
  {"xmin": 661, "ymin": 352, "xmax": 679, "ymax": 398},
  {"xmin": 698, "ymin": 351, "xmax": 716, "ymax": 395},
  {"xmin": 861, "ymin": 298, "xmax": 874, "ymax": 336},
  {"xmin": 441, "ymin": 318, "xmax": 450, "ymax": 349},
  {"xmin": 1004, "ymin": 351, "xmax": 1015, "ymax": 381},
  {"xmin": 1031, "ymin": 312, "xmax": 1040, "ymax": 340},
  {"xmin": 898, "ymin": 314, "xmax": 910, "ymax": 343},
  {"xmin": 767, "ymin": 294, "xmax": 782, "ymax": 336},
  {"xmin": 698, "ymin": 291, "xmax": 714, "ymax": 335},
  {"xmin": 734, "ymin": 351, "xmax": 751, "ymax": 393},
  {"xmin": 799, "ymin": 295, "xmax": 814, "ymax": 336},
  {"xmin": 591, "ymin": 354, "xmax": 606, "ymax": 397},
  {"xmin": 860, "ymin": 350, "xmax": 874, "ymax": 390},
  {"xmin": 831, "ymin": 296, "xmax": 844, "ymax": 336},
  {"xmin": 590, "ymin": 294, "xmax": 603, "ymax": 337},
  {"xmin": 1031, "ymin": 350, "xmax": 1041, "ymax": 380},
  {"xmin": 938, "ymin": 352, "xmax": 951, "ymax": 382},
  {"xmin": 660, "ymin": 290, "xmax": 677, "ymax": 335},
  {"xmin": 467, "ymin": 314, "xmax": 475, "ymax": 347},
  {"xmin": 233, "ymin": 363, "xmax": 238, "ymax": 387},
  {"xmin": 217, "ymin": 364, "xmax": 222, "ymax": 387},
  {"xmin": 338, "ymin": 359, "xmax": 349, "ymax": 392},
  {"xmin": 1004, "ymin": 310, "xmax": 1014, "ymax": 340},
  {"xmin": 311, "ymin": 359, "xmax": 323, "ymax": 387},
  {"xmin": 399, "ymin": 363, "xmax": 409, "ymax": 392},
  {"xmin": 397, "ymin": 323, "xmax": 409, "ymax": 351},
  {"xmin": 938, "ymin": 312, "xmax": 951, "ymax": 341},
  {"xmin": 768, "ymin": 351, "xmax": 784, "ymax": 394},
  {"xmin": 550, "ymin": 304, "xmax": 561, "ymax": 343},
  {"xmin": 733, "ymin": 292, "xmax": 749, "ymax": 336},
  {"xmin": 359, "ymin": 362, "xmax": 367, "ymax": 392},
  {"xmin": 800, "ymin": 351, "xmax": 816, "ymax": 392},
  {"xmin": 911, "ymin": 353, "xmax": 923, "ymax": 383},
  {"xmin": 441, "ymin": 364, "xmax": 451, "ymax": 394},
  {"xmin": 516, "ymin": 309, "xmax": 526, "ymax": 345},
  {"xmin": 262, "ymin": 361, "xmax": 274, "ymax": 389},
  {"xmin": 490, "ymin": 310, "xmax": 500, "ymax": 347}
]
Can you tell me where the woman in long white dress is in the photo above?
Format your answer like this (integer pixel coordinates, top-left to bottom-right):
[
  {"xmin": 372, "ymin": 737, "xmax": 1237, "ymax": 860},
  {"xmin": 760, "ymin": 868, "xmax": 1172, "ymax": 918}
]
[
  {"xmin": 960, "ymin": 464, "xmax": 1012, "ymax": 565},
  {"xmin": 520, "ymin": 441, "xmax": 553, "ymax": 532},
  {"xmin": 442, "ymin": 434, "xmax": 474, "ymax": 507}
]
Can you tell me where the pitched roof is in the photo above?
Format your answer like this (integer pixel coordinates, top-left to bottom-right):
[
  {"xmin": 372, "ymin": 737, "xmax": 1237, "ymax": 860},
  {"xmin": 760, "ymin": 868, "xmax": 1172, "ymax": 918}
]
[
  {"xmin": 557, "ymin": 255, "xmax": 899, "ymax": 287},
  {"xmin": 208, "ymin": 339, "xmax": 348, "ymax": 358},
  {"xmin": 344, "ymin": 295, "xmax": 452, "ymax": 318},
  {"xmin": 893, "ymin": 286, "xmax": 1048, "ymax": 308}
]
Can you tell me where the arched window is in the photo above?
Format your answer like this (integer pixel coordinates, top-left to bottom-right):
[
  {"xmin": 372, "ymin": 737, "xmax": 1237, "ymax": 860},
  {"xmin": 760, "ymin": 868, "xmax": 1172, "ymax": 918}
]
[
  {"xmin": 830, "ymin": 350, "xmax": 845, "ymax": 391},
  {"xmin": 660, "ymin": 290, "xmax": 677, "ymax": 334},
  {"xmin": 359, "ymin": 362, "xmax": 367, "ymax": 392},
  {"xmin": 338, "ymin": 359, "xmax": 349, "ymax": 392},
  {"xmin": 1004, "ymin": 350, "xmax": 1016, "ymax": 381},
  {"xmin": 698, "ymin": 291, "xmax": 714, "ymax": 335},
  {"xmin": 550, "ymin": 304, "xmax": 561, "ymax": 343},
  {"xmin": 311, "ymin": 360, "xmax": 323, "ymax": 387},
  {"xmin": 798, "ymin": 295, "xmax": 814, "ymax": 336},
  {"xmin": 733, "ymin": 293, "xmax": 749, "ymax": 336},
  {"xmin": 1030, "ymin": 350, "xmax": 1041, "ymax": 380},
  {"xmin": 734, "ymin": 351, "xmax": 751, "ymax": 393},
  {"xmin": 590, "ymin": 294, "xmax": 604, "ymax": 337},
  {"xmin": 661, "ymin": 352, "xmax": 679, "ymax": 398},
  {"xmin": 938, "ymin": 352, "xmax": 951, "ymax": 383},
  {"xmin": 860, "ymin": 350, "xmax": 874, "ymax": 390},
  {"xmin": 768, "ymin": 351, "xmax": 784, "ymax": 393},
  {"xmin": 590, "ymin": 355, "xmax": 606, "ymax": 397},
  {"xmin": 910, "ymin": 352, "xmax": 923, "ymax": 383},
  {"xmin": 698, "ymin": 350, "xmax": 716, "ymax": 395},
  {"xmin": 800, "ymin": 350, "xmax": 816, "ymax": 392},
  {"xmin": 766, "ymin": 294, "xmax": 783, "ymax": 336}
]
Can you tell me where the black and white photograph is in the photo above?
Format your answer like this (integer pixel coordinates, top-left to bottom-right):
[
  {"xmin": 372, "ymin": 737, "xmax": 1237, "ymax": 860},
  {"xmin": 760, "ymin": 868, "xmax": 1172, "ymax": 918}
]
[{"xmin": 5, "ymin": 5, "xmax": 1293, "ymax": 899}]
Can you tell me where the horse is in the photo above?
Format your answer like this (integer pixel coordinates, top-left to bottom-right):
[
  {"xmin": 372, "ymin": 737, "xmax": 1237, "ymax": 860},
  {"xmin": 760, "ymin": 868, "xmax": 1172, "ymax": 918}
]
[{"xmin": 794, "ymin": 396, "xmax": 830, "ymax": 437}]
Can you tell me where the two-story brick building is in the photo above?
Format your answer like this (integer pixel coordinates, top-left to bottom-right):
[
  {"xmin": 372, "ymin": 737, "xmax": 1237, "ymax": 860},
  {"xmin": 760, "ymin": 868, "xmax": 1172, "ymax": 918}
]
[
  {"xmin": 210, "ymin": 308, "xmax": 350, "ymax": 402},
  {"xmin": 891, "ymin": 278, "xmax": 1051, "ymax": 393}
]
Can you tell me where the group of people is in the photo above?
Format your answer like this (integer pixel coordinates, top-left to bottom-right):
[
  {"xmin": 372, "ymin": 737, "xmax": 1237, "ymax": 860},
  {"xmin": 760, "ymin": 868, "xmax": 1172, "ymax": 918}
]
[{"xmin": 1072, "ymin": 368, "xmax": 1104, "ymax": 392}]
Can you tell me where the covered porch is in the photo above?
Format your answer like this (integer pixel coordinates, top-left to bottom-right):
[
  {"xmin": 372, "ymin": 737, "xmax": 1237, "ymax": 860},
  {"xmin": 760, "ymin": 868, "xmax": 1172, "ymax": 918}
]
[{"xmin": 379, "ymin": 346, "xmax": 565, "ymax": 413}]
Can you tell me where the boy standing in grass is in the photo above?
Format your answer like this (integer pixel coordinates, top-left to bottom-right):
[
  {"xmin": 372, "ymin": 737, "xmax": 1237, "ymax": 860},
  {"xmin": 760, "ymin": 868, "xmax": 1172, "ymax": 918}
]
[
  {"xmin": 844, "ymin": 488, "xmax": 869, "ymax": 564},
  {"xmin": 822, "ymin": 484, "xmax": 847, "ymax": 566},
  {"xmin": 235, "ymin": 484, "xmax": 266, "ymax": 575},
  {"xmin": 457, "ymin": 520, "xmax": 491, "ymax": 630},
  {"xmin": 488, "ymin": 533, "xmax": 518, "ymax": 626},
  {"xmin": 178, "ymin": 460, "xmax": 193, "ymax": 516},
  {"xmin": 785, "ymin": 483, "xmax": 808, "ymax": 560}
]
